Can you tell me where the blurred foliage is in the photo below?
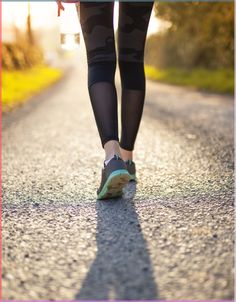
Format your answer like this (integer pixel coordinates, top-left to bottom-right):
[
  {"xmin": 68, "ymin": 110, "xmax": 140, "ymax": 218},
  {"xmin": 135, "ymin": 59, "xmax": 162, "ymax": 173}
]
[
  {"xmin": 2, "ymin": 65, "xmax": 62, "ymax": 112},
  {"xmin": 145, "ymin": 2, "xmax": 234, "ymax": 69},
  {"xmin": 2, "ymin": 25, "xmax": 43, "ymax": 70},
  {"xmin": 145, "ymin": 65, "xmax": 234, "ymax": 94},
  {"xmin": 2, "ymin": 42, "xmax": 44, "ymax": 70}
]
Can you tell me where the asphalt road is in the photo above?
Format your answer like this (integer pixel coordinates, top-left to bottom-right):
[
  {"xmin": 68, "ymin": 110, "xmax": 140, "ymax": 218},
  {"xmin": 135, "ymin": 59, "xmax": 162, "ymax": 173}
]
[{"xmin": 2, "ymin": 53, "xmax": 234, "ymax": 300}]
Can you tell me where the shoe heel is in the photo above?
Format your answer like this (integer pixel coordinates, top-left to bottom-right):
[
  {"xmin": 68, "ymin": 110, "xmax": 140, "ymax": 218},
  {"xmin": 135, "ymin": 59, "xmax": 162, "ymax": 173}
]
[{"xmin": 97, "ymin": 169, "xmax": 130, "ymax": 200}]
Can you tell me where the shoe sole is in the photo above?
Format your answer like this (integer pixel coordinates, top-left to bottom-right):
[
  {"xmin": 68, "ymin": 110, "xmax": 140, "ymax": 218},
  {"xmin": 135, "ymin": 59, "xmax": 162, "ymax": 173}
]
[{"xmin": 97, "ymin": 169, "xmax": 131, "ymax": 200}]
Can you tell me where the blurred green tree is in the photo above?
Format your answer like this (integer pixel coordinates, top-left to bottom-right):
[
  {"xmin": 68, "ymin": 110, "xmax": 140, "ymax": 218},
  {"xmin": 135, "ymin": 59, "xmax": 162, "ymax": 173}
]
[{"xmin": 145, "ymin": 2, "xmax": 234, "ymax": 69}]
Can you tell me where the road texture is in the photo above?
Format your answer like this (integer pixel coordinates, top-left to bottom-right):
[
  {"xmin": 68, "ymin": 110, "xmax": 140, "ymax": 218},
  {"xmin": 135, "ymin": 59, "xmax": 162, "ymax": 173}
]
[{"xmin": 2, "ymin": 51, "xmax": 234, "ymax": 300}]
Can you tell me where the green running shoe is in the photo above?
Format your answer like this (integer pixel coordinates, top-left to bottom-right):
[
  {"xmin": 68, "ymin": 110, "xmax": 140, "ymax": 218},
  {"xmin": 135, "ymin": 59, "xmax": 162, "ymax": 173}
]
[
  {"xmin": 124, "ymin": 159, "xmax": 136, "ymax": 181},
  {"xmin": 97, "ymin": 154, "xmax": 131, "ymax": 200}
]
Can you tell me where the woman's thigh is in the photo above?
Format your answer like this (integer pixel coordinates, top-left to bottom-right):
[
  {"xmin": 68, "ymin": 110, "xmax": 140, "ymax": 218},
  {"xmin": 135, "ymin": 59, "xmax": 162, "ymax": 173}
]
[
  {"xmin": 118, "ymin": 2, "xmax": 154, "ymax": 62},
  {"xmin": 80, "ymin": 2, "xmax": 116, "ymax": 65}
]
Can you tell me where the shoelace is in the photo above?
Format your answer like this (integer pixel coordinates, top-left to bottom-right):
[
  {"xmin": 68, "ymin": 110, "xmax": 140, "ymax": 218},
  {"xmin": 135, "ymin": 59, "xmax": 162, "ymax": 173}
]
[{"xmin": 125, "ymin": 159, "xmax": 133, "ymax": 165}]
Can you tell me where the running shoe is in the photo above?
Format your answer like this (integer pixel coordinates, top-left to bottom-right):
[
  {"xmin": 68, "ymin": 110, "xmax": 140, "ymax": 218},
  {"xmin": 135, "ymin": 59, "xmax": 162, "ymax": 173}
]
[
  {"xmin": 124, "ymin": 159, "xmax": 136, "ymax": 181},
  {"xmin": 97, "ymin": 154, "xmax": 131, "ymax": 200}
]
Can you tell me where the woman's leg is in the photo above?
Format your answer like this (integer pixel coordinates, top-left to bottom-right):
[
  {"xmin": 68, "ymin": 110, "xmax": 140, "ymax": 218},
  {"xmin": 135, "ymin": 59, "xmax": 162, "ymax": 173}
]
[
  {"xmin": 80, "ymin": 2, "xmax": 121, "ymax": 161},
  {"xmin": 118, "ymin": 2, "xmax": 154, "ymax": 160}
]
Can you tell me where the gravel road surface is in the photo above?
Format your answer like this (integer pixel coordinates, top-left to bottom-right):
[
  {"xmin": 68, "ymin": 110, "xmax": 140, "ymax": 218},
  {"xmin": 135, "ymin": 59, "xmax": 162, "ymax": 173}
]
[{"xmin": 2, "ymin": 52, "xmax": 234, "ymax": 300}]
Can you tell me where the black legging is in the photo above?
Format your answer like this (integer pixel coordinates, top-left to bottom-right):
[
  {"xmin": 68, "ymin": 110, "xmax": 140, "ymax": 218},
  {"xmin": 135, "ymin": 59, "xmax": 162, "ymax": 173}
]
[{"xmin": 80, "ymin": 2, "xmax": 154, "ymax": 151}]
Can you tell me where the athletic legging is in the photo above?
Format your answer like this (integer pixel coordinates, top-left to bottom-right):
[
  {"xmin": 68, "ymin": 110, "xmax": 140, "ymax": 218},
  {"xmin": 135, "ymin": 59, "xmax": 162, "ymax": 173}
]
[{"xmin": 80, "ymin": 2, "xmax": 154, "ymax": 151}]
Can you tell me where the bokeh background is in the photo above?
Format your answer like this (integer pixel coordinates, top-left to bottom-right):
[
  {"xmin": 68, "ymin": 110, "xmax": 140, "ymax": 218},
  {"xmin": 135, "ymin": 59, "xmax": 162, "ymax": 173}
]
[
  {"xmin": 2, "ymin": 2, "xmax": 234, "ymax": 300},
  {"xmin": 2, "ymin": 1, "xmax": 234, "ymax": 113}
]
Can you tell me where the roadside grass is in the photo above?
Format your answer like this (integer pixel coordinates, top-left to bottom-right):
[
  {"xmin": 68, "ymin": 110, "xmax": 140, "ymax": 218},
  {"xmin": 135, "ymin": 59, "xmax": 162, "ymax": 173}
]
[
  {"xmin": 2, "ymin": 65, "xmax": 63, "ymax": 113},
  {"xmin": 145, "ymin": 65, "xmax": 234, "ymax": 95}
]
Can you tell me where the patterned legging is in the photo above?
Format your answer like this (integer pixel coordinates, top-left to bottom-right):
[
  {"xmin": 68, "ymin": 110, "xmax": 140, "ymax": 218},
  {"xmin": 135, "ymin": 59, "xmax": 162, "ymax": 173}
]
[{"xmin": 80, "ymin": 2, "xmax": 154, "ymax": 151}]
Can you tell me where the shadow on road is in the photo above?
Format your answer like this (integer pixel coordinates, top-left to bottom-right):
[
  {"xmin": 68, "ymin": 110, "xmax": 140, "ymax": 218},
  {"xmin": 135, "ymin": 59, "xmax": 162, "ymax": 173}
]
[{"xmin": 76, "ymin": 182, "xmax": 158, "ymax": 300}]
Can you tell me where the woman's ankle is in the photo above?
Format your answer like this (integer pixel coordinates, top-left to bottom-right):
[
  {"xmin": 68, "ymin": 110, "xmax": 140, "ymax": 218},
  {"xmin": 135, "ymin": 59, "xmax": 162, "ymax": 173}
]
[
  {"xmin": 104, "ymin": 140, "xmax": 121, "ymax": 161},
  {"xmin": 120, "ymin": 146, "xmax": 133, "ymax": 161}
]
